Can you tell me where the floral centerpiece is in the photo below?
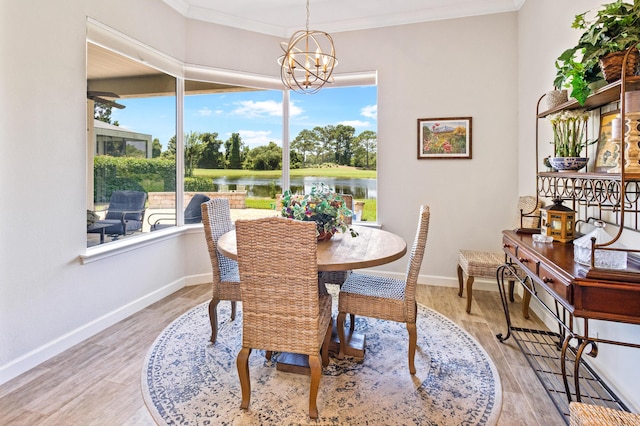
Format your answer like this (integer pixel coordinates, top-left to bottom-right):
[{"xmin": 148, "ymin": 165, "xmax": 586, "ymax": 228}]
[
  {"xmin": 280, "ymin": 183, "xmax": 358, "ymax": 240},
  {"xmin": 547, "ymin": 109, "xmax": 595, "ymax": 171}
]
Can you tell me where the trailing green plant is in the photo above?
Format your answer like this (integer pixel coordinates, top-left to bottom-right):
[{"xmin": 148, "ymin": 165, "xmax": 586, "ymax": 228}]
[
  {"xmin": 554, "ymin": 0, "xmax": 640, "ymax": 105},
  {"xmin": 280, "ymin": 182, "xmax": 357, "ymax": 237}
]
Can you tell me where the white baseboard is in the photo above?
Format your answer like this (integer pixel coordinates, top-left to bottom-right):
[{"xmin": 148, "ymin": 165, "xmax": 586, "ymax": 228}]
[{"xmin": 0, "ymin": 279, "xmax": 185, "ymax": 385}]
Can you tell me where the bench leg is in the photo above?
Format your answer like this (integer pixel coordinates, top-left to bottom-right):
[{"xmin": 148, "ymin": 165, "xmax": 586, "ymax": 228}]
[{"xmin": 457, "ymin": 264, "xmax": 464, "ymax": 297}]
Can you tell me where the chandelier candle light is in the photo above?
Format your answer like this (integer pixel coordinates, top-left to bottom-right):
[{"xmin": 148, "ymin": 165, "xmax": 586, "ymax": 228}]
[{"xmin": 278, "ymin": 0, "xmax": 337, "ymax": 94}]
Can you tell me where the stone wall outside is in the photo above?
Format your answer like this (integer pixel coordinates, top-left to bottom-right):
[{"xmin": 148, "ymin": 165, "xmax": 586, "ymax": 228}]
[{"xmin": 148, "ymin": 192, "xmax": 246, "ymax": 209}]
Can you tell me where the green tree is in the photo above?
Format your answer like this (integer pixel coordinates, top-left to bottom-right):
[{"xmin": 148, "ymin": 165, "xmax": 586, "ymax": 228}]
[
  {"xmin": 354, "ymin": 130, "xmax": 377, "ymax": 169},
  {"xmin": 161, "ymin": 135, "xmax": 177, "ymax": 160},
  {"xmin": 245, "ymin": 142, "xmax": 282, "ymax": 170},
  {"xmin": 152, "ymin": 138, "xmax": 162, "ymax": 158},
  {"xmin": 333, "ymin": 124, "xmax": 356, "ymax": 165},
  {"xmin": 184, "ymin": 131, "xmax": 204, "ymax": 177},
  {"xmin": 198, "ymin": 132, "xmax": 224, "ymax": 169},
  {"xmin": 228, "ymin": 132, "xmax": 243, "ymax": 169},
  {"xmin": 291, "ymin": 129, "xmax": 319, "ymax": 166},
  {"xmin": 94, "ymin": 103, "xmax": 114, "ymax": 124},
  {"xmin": 313, "ymin": 126, "xmax": 334, "ymax": 164}
]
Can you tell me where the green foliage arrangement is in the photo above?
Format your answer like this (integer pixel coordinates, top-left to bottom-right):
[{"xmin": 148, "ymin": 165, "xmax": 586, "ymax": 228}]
[
  {"xmin": 280, "ymin": 183, "xmax": 358, "ymax": 238},
  {"xmin": 554, "ymin": 0, "xmax": 640, "ymax": 105}
]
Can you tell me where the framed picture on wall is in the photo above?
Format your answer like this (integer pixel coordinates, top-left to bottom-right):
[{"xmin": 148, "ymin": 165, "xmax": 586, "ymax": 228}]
[
  {"xmin": 595, "ymin": 110, "xmax": 620, "ymax": 172},
  {"xmin": 417, "ymin": 117, "xmax": 472, "ymax": 159}
]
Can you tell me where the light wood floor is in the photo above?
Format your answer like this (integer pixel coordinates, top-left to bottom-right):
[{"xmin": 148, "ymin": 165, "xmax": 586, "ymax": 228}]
[{"xmin": 0, "ymin": 283, "xmax": 566, "ymax": 425}]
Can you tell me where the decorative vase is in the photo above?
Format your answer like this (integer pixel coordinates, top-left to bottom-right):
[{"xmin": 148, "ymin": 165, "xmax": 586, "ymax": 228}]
[
  {"xmin": 545, "ymin": 90, "xmax": 568, "ymax": 110},
  {"xmin": 548, "ymin": 157, "xmax": 588, "ymax": 172},
  {"xmin": 317, "ymin": 229, "xmax": 335, "ymax": 242}
]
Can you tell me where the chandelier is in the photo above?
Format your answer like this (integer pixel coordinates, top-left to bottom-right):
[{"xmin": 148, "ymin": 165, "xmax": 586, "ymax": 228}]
[{"xmin": 278, "ymin": 0, "xmax": 337, "ymax": 94}]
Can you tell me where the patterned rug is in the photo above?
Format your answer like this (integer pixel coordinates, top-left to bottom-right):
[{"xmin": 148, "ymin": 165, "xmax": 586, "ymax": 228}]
[{"xmin": 142, "ymin": 294, "xmax": 502, "ymax": 425}]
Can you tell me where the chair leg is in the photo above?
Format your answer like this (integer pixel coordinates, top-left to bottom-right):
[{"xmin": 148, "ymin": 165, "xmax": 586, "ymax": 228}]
[
  {"xmin": 208, "ymin": 299, "xmax": 219, "ymax": 343},
  {"xmin": 407, "ymin": 322, "xmax": 417, "ymax": 375},
  {"xmin": 336, "ymin": 312, "xmax": 347, "ymax": 359},
  {"xmin": 322, "ymin": 317, "xmax": 332, "ymax": 367},
  {"xmin": 237, "ymin": 347, "xmax": 252, "ymax": 410},
  {"xmin": 508, "ymin": 280, "xmax": 515, "ymax": 303},
  {"xmin": 230, "ymin": 301, "xmax": 237, "ymax": 321},
  {"xmin": 349, "ymin": 313, "xmax": 355, "ymax": 332},
  {"xmin": 457, "ymin": 264, "xmax": 464, "ymax": 297},
  {"xmin": 308, "ymin": 354, "xmax": 322, "ymax": 419},
  {"xmin": 465, "ymin": 275, "xmax": 475, "ymax": 314}
]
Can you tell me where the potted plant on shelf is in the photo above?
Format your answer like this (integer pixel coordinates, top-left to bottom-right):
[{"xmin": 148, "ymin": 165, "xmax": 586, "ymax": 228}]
[
  {"xmin": 547, "ymin": 109, "xmax": 596, "ymax": 171},
  {"xmin": 280, "ymin": 182, "xmax": 358, "ymax": 240},
  {"xmin": 553, "ymin": 0, "xmax": 640, "ymax": 106}
]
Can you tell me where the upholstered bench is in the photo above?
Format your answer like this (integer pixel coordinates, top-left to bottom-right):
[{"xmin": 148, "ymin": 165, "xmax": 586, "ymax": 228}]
[
  {"xmin": 570, "ymin": 402, "xmax": 640, "ymax": 425},
  {"xmin": 457, "ymin": 196, "xmax": 540, "ymax": 316},
  {"xmin": 457, "ymin": 249, "xmax": 531, "ymax": 317}
]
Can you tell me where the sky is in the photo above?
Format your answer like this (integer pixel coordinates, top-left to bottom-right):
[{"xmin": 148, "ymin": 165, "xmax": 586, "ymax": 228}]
[{"xmin": 111, "ymin": 85, "xmax": 377, "ymax": 150}]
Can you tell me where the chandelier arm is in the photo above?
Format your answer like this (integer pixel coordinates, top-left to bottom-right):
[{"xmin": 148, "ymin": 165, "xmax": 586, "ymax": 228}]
[{"xmin": 278, "ymin": 0, "xmax": 337, "ymax": 94}]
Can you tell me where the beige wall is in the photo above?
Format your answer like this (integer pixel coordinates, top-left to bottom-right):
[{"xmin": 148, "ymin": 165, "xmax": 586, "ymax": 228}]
[{"xmin": 1, "ymin": 0, "xmax": 638, "ymax": 412}]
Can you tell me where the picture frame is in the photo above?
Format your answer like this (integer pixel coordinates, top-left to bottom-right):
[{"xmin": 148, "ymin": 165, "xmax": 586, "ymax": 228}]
[
  {"xmin": 595, "ymin": 110, "xmax": 621, "ymax": 172},
  {"xmin": 417, "ymin": 117, "xmax": 472, "ymax": 159}
]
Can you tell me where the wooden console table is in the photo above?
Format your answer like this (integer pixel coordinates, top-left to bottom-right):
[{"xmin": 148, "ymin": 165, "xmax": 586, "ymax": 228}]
[{"xmin": 496, "ymin": 230, "xmax": 640, "ymax": 422}]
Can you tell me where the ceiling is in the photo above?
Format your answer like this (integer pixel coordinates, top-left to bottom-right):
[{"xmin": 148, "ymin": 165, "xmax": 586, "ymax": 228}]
[
  {"xmin": 87, "ymin": 43, "xmax": 254, "ymax": 98},
  {"xmin": 161, "ymin": 0, "xmax": 526, "ymax": 38},
  {"xmin": 89, "ymin": 0, "xmax": 526, "ymax": 98}
]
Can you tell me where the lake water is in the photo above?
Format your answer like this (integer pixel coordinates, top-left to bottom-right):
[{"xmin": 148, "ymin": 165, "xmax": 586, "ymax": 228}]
[{"xmin": 210, "ymin": 176, "xmax": 377, "ymax": 199}]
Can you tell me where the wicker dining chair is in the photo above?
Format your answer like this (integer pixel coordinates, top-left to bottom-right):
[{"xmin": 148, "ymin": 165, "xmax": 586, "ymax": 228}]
[
  {"xmin": 235, "ymin": 217, "xmax": 333, "ymax": 419},
  {"xmin": 337, "ymin": 204, "xmax": 430, "ymax": 375},
  {"xmin": 201, "ymin": 198, "xmax": 241, "ymax": 343}
]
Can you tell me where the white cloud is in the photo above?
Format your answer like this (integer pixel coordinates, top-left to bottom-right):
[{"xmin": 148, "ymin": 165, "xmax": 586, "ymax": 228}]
[
  {"xmin": 232, "ymin": 100, "xmax": 303, "ymax": 118},
  {"xmin": 197, "ymin": 107, "xmax": 213, "ymax": 116},
  {"xmin": 361, "ymin": 104, "xmax": 377, "ymax": 119},
  {"xmin": 339, "ymin": 120, "xmax": 370, "ymax": 128},
  {"xmin": 236, "ymin": 129, "xmax": 280, "ymax": 148}
]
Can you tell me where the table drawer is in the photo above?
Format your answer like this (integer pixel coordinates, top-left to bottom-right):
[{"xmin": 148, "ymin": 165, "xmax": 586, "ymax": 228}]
[
  {"xmin": 502, "ymin": 235, "xmax": 572, "ymax": 305},
  {"xmin": 537, "ymin": 262, "xmax": 572, "ymax": 304},
  {"xmin": 573, "ymin": 281, "xmax": 640, "ymax": 323}
]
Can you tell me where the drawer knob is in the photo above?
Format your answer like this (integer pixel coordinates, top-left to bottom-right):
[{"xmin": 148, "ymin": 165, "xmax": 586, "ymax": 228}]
[
  {"xmin": 518, "ymin": 257, "xmax": 528, "ymax": 263},
  {"xmin": 503, "ymin": 243, "xmax": 510, "ymax": 248},
  {"xmin": 542, "ymin": 276, "xmax": 553, "ymax": 283}
]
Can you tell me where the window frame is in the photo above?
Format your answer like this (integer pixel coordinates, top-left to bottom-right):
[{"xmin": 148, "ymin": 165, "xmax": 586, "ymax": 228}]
[{"xmin": 83, "ymin": 19, "xmax": 376, "ymax": 263}]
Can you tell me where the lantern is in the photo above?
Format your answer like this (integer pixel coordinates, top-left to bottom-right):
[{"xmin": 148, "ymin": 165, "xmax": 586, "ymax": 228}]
[{"xmin": 541, "ymin": 199, "xmax": 575, "ymax": 243}]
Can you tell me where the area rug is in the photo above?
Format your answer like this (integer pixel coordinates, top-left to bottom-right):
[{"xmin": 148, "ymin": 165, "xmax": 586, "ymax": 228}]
[{"xmin": 142, "ymin": 295, "xmax": 502, "ymax": 425}]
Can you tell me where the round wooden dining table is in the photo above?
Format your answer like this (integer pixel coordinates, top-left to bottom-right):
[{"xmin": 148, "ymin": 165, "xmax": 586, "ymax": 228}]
[
  {"xmin": 217, "ymin": 224, "xmax": 407, "ymax": 271},
  {"xmin": 217, "ymin": 224, "xmax": 408, "ymax": 373}
]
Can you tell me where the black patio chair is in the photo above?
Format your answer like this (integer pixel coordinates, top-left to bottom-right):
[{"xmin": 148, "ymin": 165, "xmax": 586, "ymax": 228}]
[
  {"xmin": 148, "ymin": 193, "xmax": 211, "ymax": 231},
  {"xmin": 89, "ymin": 190, "xmax": 147, "ymax": 238}
]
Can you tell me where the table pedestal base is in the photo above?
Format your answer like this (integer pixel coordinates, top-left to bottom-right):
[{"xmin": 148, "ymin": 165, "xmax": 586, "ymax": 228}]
[
  {"xmin": 275, "ymin": 324, "xmax": 366, "ymax": 375},
  {"xmin": 329, "ymin": 325, "xmax": 366, "ymax": 359}
]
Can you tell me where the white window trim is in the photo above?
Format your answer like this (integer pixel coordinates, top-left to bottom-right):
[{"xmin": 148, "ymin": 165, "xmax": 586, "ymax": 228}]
[{"xmin": 84, "ymin": 18, "xmax": 377, "ymax": 263}]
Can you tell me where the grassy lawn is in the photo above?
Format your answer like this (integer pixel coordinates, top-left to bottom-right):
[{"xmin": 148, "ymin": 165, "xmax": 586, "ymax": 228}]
[{"xmin": 194, "ymin": 165, "xmax": 376, "ymax": 179}]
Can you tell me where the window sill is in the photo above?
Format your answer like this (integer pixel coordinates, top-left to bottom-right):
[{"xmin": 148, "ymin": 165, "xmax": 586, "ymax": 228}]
[{"xmin": 80, "ymin": 225, "xmax": 202, "ymax": 264}]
